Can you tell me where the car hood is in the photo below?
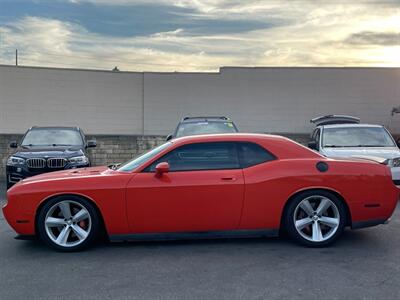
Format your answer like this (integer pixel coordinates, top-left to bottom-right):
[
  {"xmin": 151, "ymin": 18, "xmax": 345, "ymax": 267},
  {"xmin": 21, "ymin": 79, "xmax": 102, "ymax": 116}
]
[
  {"xmin": 321, "ymin": 147, "xmax": 400, "ymax": 159},
  {"xmin": 20, "ymin": 166, "xmax": 111, "ymax": 183},
  {"xmin": 12, "ymin": 146, "xmax": 84, "ymax": 159}
]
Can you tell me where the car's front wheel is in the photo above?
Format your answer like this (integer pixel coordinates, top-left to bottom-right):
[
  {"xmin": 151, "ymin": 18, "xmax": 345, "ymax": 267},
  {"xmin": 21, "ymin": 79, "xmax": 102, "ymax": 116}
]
[
  {"xmin": 37, "ymin": 196, "xmax": 100, "ymax": 251},
  {"xmin": 284, "ymin": 190, "xmax": 346, "ymax": 247}
]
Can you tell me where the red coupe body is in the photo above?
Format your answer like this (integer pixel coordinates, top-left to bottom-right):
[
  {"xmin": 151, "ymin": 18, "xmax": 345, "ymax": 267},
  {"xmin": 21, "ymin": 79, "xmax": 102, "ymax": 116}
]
[{"xmin": 3, "ymin": 134, "xmax": 399, "ymax": 241}]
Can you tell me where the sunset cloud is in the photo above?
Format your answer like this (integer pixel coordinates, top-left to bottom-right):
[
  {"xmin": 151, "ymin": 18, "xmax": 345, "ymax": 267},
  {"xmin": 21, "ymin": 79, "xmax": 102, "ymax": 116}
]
[{"xmin": 0, "ymin": 0, "xmax": 398, "ymax": 71}]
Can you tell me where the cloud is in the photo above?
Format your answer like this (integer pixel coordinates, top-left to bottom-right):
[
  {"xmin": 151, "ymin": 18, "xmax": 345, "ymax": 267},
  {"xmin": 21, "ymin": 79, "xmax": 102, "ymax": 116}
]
[
  {"xmin": 0, "ymin": 16, "xmax": 237, "ymax": 71},
  {"xmin": 345, "ymin": 31, "xmax": 400, "ymax": 46},
  {"xmin": 0, "ymin": 0, "xmax": 279, "ymax": 37},
  {"xmin": 0, "ymin": 1, "xmax": 399, "ymax": 71}
]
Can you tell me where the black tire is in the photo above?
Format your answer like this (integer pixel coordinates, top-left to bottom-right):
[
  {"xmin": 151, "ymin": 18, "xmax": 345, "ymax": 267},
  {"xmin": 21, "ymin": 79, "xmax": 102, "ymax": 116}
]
[
  {"xmin": 284, "ymin": 190, "xmax": 347, "ymax": 247},
  {"xmin": 37, "ymin": 195, "xmax": 101, "ymax": 252}
]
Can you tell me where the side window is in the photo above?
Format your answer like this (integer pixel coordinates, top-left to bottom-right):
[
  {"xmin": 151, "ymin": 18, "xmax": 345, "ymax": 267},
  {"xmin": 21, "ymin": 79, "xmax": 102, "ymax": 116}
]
[
  {"xmin": 145, "ymin": 142, "xmax": 240, "ymax": 172},
  {"xmin": 238, "ymin": 142, "xmax": 276, "ymax": 168}
]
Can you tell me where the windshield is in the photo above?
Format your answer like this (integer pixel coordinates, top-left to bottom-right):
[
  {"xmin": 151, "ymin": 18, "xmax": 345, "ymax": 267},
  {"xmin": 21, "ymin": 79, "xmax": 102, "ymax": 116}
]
[
  {"xmin": 118, "ymin": 142, "xmax": 171, "ymax": 172},
  {"xmin": 176, "ymin": 122, "xmax": 237, "ymax": 138},
  {"xmin": 22, "ymin": 129, "xmax": 83, "ymax": 146},
  {"xmin": 322, "ymin": 127, "xmax": 396, "ymax": 148}
]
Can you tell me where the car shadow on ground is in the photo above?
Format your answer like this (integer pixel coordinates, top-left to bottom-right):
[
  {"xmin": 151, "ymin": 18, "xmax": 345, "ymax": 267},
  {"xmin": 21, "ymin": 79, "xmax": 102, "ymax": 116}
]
[{"xmin": 11, "ymin": 227, "xmax": 380, "ymax": 256}]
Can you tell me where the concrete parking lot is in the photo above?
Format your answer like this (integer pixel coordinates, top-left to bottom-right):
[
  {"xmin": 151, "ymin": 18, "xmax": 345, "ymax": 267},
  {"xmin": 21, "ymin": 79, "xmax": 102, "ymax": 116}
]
[{"xmin": 0, "ymin": 184, "xmax": 399, "ymax": 300}]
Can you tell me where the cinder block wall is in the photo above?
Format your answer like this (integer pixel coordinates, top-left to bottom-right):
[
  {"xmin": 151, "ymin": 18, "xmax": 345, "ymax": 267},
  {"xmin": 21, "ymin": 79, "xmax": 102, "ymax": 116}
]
[
  {"xmin": 5, "ymin": 132, "xmax": 399, "ymax": 179},
  {"xmin": 0, "ymin": 133, "xmax": 311, "ymax": 179},
  {"xmin": 0, "ymin": 134, "xmax": 166, "ymax": 179},
  {"xmin": 0, "ymin": 134, "xmax": 23, "ymax": 180},
  {"xmin": 85, "ymin": 135, "xmax": 166, "ymax": 167}
]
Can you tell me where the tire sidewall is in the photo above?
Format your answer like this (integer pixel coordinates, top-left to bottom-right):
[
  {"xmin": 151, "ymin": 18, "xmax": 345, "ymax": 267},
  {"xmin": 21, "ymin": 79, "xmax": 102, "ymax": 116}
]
[
  {"xmin": 285, "ymin": 190, "xmax": 346, "ymax": 247},
  {"xmin": 37, "ymin": 195, "xmax": 100, "ymax": 252}
]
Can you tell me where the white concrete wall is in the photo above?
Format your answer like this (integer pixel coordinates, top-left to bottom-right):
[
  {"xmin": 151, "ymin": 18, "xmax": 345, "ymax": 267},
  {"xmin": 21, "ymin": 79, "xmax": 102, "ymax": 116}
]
[
  {"xmin": 0, "ymin": 66, "xmax": 144, "ymax": 134},
  {"xmin": 1, "ymin": 65, "xmax": 399, "ymax": 135},
  {"xmin": 144, "ymin": 67, "xmax": 400, "ymax": 135}
]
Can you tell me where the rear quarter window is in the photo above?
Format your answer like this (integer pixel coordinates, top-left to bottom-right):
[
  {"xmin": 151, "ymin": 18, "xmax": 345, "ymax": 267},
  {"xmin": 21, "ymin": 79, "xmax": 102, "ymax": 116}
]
[{"xmin": 238, "ymin": 142, "xmax": 276, "ymax": 168}]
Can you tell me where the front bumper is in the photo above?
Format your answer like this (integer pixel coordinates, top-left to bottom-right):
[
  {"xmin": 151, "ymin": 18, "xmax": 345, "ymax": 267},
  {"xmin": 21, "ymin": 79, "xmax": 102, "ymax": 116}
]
[{"xmin": 2, "ymin": 197, "xmax": 36, "ymax": 236}]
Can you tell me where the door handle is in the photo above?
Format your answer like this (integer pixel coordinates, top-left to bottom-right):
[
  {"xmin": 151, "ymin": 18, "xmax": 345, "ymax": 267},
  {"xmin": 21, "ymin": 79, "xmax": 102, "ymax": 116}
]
[{"xmin": 221, "ymin": 177, "xmax": 236, "ymax": 181}]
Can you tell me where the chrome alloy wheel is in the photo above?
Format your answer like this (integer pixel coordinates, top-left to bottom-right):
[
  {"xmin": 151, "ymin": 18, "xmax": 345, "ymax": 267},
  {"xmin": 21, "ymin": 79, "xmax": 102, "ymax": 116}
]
[
  {"xmin": 44, "ymin": 200, "xmax": 92, "ymax": 248},
  {"xmin": 293, "ymin": 195, "xmax": 340, "ymax": 243}
]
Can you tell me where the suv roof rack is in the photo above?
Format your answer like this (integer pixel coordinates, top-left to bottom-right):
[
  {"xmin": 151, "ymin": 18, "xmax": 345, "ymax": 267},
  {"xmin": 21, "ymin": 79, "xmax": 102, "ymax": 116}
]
[
  {"xmin": 310, "ymin": 115, "xmax": 360, "ymax": 126},
  {"xmin": 182, "ymin": 116, "xmax": 230, "ymax": 121},
  {"xmin": 29, "ymin": 126, "xmax": 80, "ymax": 130}
]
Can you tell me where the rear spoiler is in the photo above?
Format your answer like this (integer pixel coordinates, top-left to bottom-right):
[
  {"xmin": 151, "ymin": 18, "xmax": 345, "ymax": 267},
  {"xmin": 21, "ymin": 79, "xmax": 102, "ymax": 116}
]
[
  {"xmin": 310, "ymin": 115, "xmax": 360, "ymax": 126},
  {"xmin": 350, "ymin": 155, "xmax": 389, "ymax": 165}
]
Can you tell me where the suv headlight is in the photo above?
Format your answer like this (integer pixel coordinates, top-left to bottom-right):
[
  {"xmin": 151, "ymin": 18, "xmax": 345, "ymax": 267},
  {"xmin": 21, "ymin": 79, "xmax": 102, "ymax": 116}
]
[
  {"xmin": 69, "ymin": 156, "xmax": 89, "ymax": 165},
  {"xmin": 388, "ymin": 157, "xmax": 400, "ymax": 168},
  {"xmin": 7, "ymin": 156, "xmax": 25, "ymax": 166}
]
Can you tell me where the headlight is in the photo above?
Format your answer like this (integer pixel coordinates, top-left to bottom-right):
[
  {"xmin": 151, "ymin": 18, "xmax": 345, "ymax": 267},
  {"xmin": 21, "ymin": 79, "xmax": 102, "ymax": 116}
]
[
  {"xmin": 388, "ymin": 157, "xmax": 400, "ymax": 168},
  {"xmin": 6, "ymin": 156, "xmax": 25, "ymax": 166},
  {"xmin": 69, "ymin": 156, "xmax": 89, "ymax": 165}
]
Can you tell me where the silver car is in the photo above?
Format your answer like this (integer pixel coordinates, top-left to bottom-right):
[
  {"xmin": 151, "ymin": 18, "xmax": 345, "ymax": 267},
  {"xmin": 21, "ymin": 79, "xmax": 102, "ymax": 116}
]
[{"xmin": 308, "ymin": 115, "xmax": 400, "ymax": 184}]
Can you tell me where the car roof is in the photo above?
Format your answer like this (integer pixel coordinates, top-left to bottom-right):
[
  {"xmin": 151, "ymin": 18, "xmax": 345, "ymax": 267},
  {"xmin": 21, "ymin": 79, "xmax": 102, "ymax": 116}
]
[
  {"xmin": 30, "ymin": 126, "xmax": 80, "ymax": 131},
  {"xmin": 180, "ymin": 116, "xmax": 232, "ymax": 123},
  {"xmin": 319, "ymin": 123, "xmax": 384, "ymax": 129}
]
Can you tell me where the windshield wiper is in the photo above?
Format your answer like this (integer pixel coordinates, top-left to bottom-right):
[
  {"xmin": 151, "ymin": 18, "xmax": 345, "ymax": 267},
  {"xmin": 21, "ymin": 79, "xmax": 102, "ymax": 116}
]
[
  {"xmin": 323, "ymin": 144, "xmax": 345, "ymax": 148},
  {"xmin": 337, "ymin": 145, "xmax": 386, "ymax": 148},
  {"xmin": 353, "ymin": 145, "xmax": 387, "ymax": 147},
  {"xmin": 51, "ymin": 144, "xmax": 73, "ymax": 147}
]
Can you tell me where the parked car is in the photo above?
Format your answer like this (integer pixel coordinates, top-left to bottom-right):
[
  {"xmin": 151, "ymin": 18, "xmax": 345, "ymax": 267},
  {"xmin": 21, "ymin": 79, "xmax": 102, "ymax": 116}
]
[
  {"xmin": 4, "ymin": 133, "xmax": 398, "ymax": 251},
  {"xmin": 166, "ymin": 116, "xmax": 238, "ymax": 140},
  {"xmin": 6, "ymin": 126, "xmax": 96, "ymax": 189},
  {"xmin": 308, "ymin": 115, "xmax": 400, "ymax": 185}
]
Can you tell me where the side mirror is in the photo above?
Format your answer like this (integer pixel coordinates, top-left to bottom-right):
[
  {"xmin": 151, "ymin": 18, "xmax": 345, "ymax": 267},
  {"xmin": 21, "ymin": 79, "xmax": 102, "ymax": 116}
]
[
  {"xmin": 86, "ymin": 140, "xmax": 97, "ymax": 148},
  {"xmin": 155, "ymin": 162, "xmax": 169, "ymax": 177},
  {"xmin": 166, "ymin": 134, "xmax": 173, "ymax": 141},
  {"xmin": 396, "ymin": 139, "xmax": 400, "ymax": 148},
  {"xmin": 9, "ymin": 141, "xmax": 18, "ymax": 148},
  {"xmin": 308, "ymin": 140, "xmax": 318, "ymax": 150}
]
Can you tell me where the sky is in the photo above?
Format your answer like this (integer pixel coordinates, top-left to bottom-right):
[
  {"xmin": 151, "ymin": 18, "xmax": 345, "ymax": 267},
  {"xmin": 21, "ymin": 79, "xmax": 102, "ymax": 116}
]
[{"xmin": 0, "ymin": 0, "xmax": 399, "ymax": 71}]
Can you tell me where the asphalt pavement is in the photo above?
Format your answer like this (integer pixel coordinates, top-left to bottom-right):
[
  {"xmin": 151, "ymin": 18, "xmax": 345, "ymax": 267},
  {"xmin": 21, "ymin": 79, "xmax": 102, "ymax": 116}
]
[{"xmin": 0, "ymin": 184, "xmax": 399, "ymax": 300}]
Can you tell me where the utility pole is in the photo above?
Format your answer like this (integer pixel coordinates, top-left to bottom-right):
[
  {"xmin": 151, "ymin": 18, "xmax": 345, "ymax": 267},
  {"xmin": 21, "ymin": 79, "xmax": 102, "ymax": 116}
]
[{"xmin": 15, "ymin": 49, "xmax": 18, "ymax": 66}]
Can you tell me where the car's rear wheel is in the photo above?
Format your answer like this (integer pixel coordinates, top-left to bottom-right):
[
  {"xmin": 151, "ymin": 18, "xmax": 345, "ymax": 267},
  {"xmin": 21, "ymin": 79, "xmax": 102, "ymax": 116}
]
[
  {"xmin": 37, "ymin": 196, "xmax": 100, "ymax": 251},
  {"xmin": 284, "ymin": 190, "xmax": 346, "ymax": 247}
]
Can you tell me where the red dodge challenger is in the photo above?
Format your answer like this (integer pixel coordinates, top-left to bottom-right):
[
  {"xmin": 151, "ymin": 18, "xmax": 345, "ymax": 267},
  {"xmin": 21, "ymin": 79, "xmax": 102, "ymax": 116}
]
[{"xmin": 3, "ymin": 134, "xmax": 399, "ymax": 251}]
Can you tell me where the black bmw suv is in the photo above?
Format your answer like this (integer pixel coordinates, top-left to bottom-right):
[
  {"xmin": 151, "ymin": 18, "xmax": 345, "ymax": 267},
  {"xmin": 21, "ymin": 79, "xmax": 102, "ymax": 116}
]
[{"xmin": 6, "ymin": 126, "xmax": 96, "ymax": 189}]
